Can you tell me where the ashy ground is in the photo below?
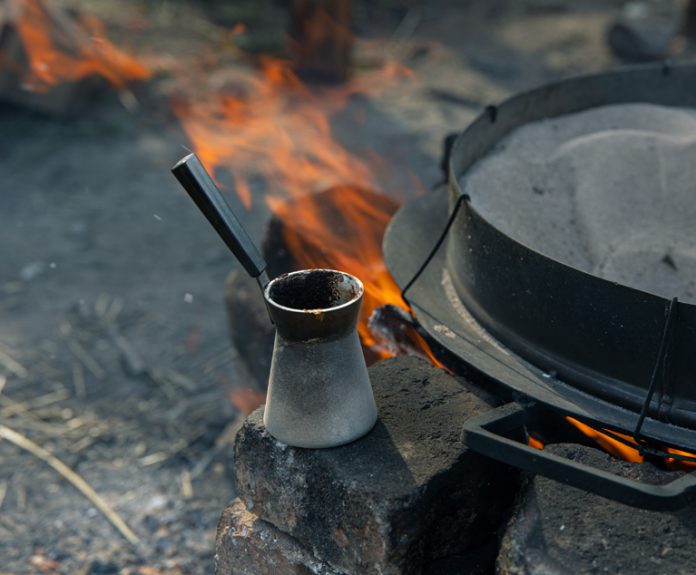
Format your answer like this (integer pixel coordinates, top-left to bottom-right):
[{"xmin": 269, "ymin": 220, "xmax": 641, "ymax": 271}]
[{"xmin": 0, "ymin": 0, "xmax": 675, "ymax": 573}]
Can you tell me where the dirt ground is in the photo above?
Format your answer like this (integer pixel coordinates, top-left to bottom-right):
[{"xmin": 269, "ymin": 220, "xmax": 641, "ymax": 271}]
[{"xmin": 0, "ymin": 0, "xmax": 687, "ymax": 573}]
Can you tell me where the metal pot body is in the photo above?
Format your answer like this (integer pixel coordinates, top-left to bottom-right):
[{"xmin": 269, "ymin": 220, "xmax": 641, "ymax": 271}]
[
  {"xmin": 262, "ymin": 269, "xmax": 377, "ymax": 448},
  {"xmin": 446, "ymin": 63, "xmax": 696, "ymax": 429}
]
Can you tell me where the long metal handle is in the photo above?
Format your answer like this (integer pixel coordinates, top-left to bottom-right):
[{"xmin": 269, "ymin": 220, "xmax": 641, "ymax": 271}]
[
  {"xmin": 172, "ymin": 153, "xmax": 268, "ymax": 282},
  {"xmin": 463, "ymin": 403, "xmax": 696, "ymax": 511}
]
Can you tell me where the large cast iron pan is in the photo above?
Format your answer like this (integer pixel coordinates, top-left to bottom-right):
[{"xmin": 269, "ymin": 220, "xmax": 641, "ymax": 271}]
[{"xmin": 383, "ymin": 62, "xmax": 696, "ymax": 508}]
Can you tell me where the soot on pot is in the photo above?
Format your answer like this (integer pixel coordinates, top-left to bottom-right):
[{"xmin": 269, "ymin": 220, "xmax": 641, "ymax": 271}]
[{"xmin": 269, "ymin": 270, "xmax": 358, "ymax": 311}]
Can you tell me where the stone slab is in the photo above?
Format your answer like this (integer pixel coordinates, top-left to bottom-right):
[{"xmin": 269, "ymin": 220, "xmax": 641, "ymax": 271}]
[
  {"xmin": 233, "ymin": 356, "xmax": 518, "ymax": 575},
  {"xmin": 216, "ymin": 498, "xmax": 339, "ymax": 575},
  {"xmin": 497, "ymin": 443, "xmax": 696, "ymax": 575}
]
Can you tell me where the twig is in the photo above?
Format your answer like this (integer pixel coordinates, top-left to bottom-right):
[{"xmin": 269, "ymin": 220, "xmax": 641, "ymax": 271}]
[
  {"xmin": 0, "ymin": 376, "xmax": 6, "ymax": 397},
  {"xmin": 138, "ymin": 451, "xmax": 169, "ymax": 467},
  {"xmin": 67, "ymin": 339, "xmax": 105, "ymax": 380},
  {"xmin": 72, "ymin": 363, "xmax": 86, "ymax": 400},
  {"xmin": 0, "ymin": 415, "xmax": 66, "ymax": 435},
  {"xmin": 0, "ymin": 424, "xmax": 139, "ymax": 546},
  {"xmin": 107, "ymin": 326, "xmax": 146, "ymax": 377},
  {"xmin": 161, "ymin": 368, "xmax": 196, "ymax": 392},
  {"xmin": 69, "ymin": 435, "xmax": 96, "ymax": 454},
  {"xmin": 180, "ymin": 469, "xmax": 193, "ymax": 499},
  {"xmin": 190, "ymin": 419, "xmax": 241, "ymax": 479},
  {"xmin": 104, "ymin": 297, "xmax": 124, "ymax": 324},
  {"xmin": 0, "ymin": 512, "xmax": 18, "ymax": 532},
  {"xmin": 0, "ymin": 481, "xmax": 7, "ymax": 511},
  {"xmin": 139, "ymin": 431, "xmax": 203, "ymax": 468},
  {"xmin": 94, "ymin": 293, "xmax": 111, "ymax": 318},
  {"xmin": 146, "ymin": 368, "xmax": 177, "ymax": 400},
  {"xmin": 0, "ymin": 389, "xmax": 69, "ymax": 418},
  {"xmin": 0, "ymin": 347, "xmax": 27, "ymax": 379}
]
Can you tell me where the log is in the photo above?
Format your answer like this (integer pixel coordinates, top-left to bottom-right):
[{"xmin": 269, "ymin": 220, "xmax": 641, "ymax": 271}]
[
  {"xmin": 0, "ymin": 0, "xmax": 145, "ymax": 114},
  {"xmin": 683, "ymin": 0, "xmax": 696, "ymax": 38},
  {"xmin": 289, "ymin": 0, "xmax": 353, "ymax": 84}
]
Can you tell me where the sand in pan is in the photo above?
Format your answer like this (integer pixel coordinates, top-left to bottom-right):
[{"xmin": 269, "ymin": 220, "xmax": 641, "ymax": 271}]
[{"xmin": 461, "ymin": 103, "xmax": 696, "ymax": 304}]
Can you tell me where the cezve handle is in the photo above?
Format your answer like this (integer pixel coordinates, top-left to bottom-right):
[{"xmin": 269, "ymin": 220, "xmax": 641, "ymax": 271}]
[{"xmin": 172, "ymin": 153, "xmax": 268, "ymax": 283}]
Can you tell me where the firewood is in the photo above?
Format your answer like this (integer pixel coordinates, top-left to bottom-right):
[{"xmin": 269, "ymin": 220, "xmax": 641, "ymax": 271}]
[
  {"xmin": 289, "ymin": 0, "xmax": 353, "ymax": 84},
  {"xmin": 0, "ymin": 0, "xmax": 146, "ymax": 114},
  {"xmin": 683, "ymin": 0, "xmax": 696, "ymax": 38}
]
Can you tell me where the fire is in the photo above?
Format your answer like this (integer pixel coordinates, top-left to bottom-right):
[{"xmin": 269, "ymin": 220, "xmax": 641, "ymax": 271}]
[
  {"xmin": 527, "ymin": 434, "xmax": 544, "ymax": 451},
  {"xmin": 566, "ymin": 417, "xmax": 644, "ymax": 463},
  {"xmin": 11, "ymin": 0, "xmax": 149, "ymax": 92},
  {"xmin": 229, "ymin": 387, "xmax": 267, "ymax": 416},
  {"xmin": 529, "ymin": 416, "xmax": 696, "ymax": 471},
  {"xmin": 665, "ymin": 447, "xmax": 696, "ymax": 470},
  {"xmin": 173, "ymin": 50, "xmax": 428, "ymax": 362},
  {"xmin": 267, "ymin": 186, "xmax": 402, "ymax": 356}
]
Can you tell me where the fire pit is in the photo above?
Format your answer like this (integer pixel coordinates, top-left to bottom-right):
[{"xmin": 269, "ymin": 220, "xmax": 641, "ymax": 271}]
[{"xmin": 384, "ymin": 61, "xmax": 696, "ymax": 509}]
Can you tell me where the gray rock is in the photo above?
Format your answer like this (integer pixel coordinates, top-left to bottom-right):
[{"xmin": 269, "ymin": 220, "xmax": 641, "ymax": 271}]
[
  {"xmin": 497, "ymin": 443, "xmax": 695, "ymax": 575},
  {"xmin": 607, "ymin": 1, "xmax": 683, "ymax": 62},
  {"xmin": 234, "ymin": 356, "xmax": 518, "ymax": 575},
  {"xmin": 216, "ymin": 498, "xmax": 339, "ymax": 575},
  {"xmin": 423, "ymin": 540, "xmax": 498, "ymax": 575}
]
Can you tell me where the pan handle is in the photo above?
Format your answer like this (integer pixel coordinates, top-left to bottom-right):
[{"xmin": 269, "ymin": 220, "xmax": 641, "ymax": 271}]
[{"xmin": 462, "ymin": 403, "xmax": 696, "ymax": 511}]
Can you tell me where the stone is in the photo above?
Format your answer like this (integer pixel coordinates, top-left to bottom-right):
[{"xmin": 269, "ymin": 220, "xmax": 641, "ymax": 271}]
[
  {"xmin": 497, "ymin": 443, "xmax": 695, "ymax": 575},
  {"xmin": 216, "ymin": 498, "xmax": 339, "ymax": 575},
  {"xmin": 233, "ymin": 356, "xmax": 518, "ymax": 575},
  {"xmin": 423, "ymin": 540, "xmax": 498, "ymax": 575},
  {"xmin": 606, "ymin": 1, "xmax": 683, "ymax": 62}
]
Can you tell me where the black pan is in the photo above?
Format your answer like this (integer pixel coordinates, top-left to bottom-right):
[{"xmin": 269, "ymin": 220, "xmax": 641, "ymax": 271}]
[{"xmin": 384, "ymin": 62, "xmax": 696, "ymax": 452}]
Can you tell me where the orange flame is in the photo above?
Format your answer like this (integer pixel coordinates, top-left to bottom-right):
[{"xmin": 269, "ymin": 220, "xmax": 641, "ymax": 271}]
[
  {"xmin": 267, "ymin": 185, "xmax": 402, "ymax": 358},
  {"xmin": 566, "ymin": 417, "xmax": 644, "ymax": 463},
  {"xmin": 665, "ymin": 447, "xmax": 696, "ymax": 470},
  {"xmin": 228, "ymin": 387, "xmax": 266, "ymax": 415},
  {"xmin": 566, "ymin": 417, "xmax": 696, "ymax": 470},
  {"xmin": 173, "ymin": 50, "xmax": 430, "ymax": 362},
  {"xmin": 527, "ymin": 417, "xmax": 696, "ymax": 471},
  {"xmin": 527, "ymin": 435, "xmax": 544, "ymax": 450},
  {"xmin": 12, "ymin": 0, "xmax": 149, "ymax": 92}
]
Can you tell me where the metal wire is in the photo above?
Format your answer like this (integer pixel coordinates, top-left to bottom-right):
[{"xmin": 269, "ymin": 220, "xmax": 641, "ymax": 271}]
[
  {"xmin": 399, "ymin": 189, "xmax": 694, "ymax": 464},
  {"xmin": 633, "ymin": 297, "xmax": 678, "ymax": 448},
  {"xmin": 400, "ymin": 193, "xmax": 468, "ymax": 306},
  {"xmin": 598, "ymin": 425, "xmax": 696, "ymax": 465}
]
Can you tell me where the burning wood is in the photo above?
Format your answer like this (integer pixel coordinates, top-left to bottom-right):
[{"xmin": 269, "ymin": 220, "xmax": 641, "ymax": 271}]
[
  {"xmin": 173, "ymin": 53, "xmax": 424, "ymax": 362},
  {"xmin": 528, "ymin": 415, "xmax": 696, "ymax": 471},
  {"xmin": 289, "ymin": 0, "xmax": 353, "ymax": 84},
  {"xmin": 0, "ymin": 0, "xmax": 149, "ymax": 113},
  {"xmin": 368, "ymin": 304, "xmax": 446, "ymax": 367}
]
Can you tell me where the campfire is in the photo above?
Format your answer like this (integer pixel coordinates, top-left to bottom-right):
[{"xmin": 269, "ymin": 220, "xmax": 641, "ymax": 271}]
[
  {"xmin": 3, "ymin": 1, "xmax": 696, "ymax": 574},
  {"xmin": 0, "ymin": 0, "xmax": 149, "ymax": 112},
  {"xmin": 171, "ymin": 54, "xmax": 426, "ymax": 361}
]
